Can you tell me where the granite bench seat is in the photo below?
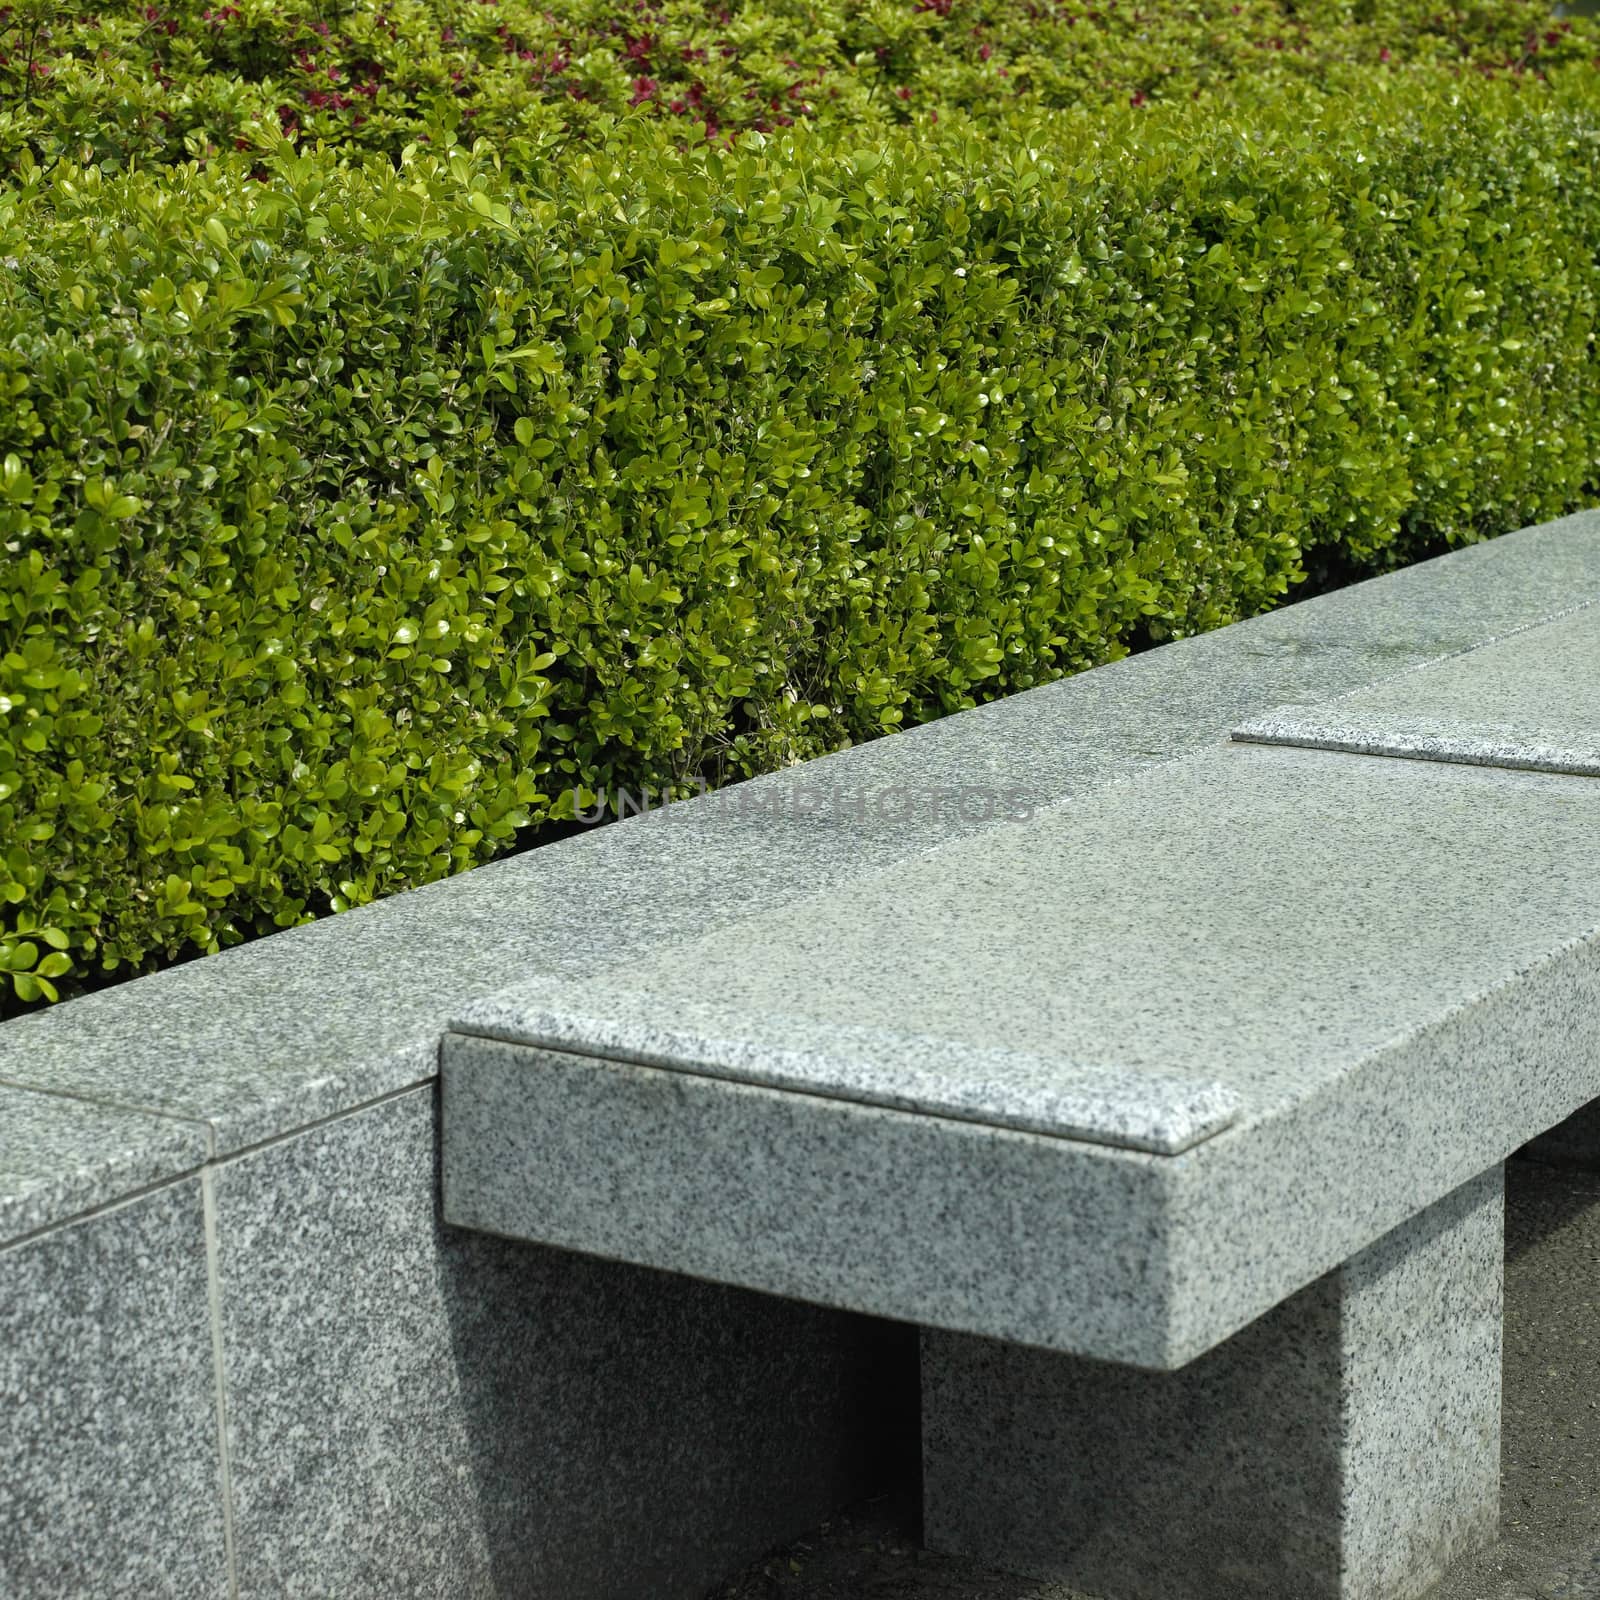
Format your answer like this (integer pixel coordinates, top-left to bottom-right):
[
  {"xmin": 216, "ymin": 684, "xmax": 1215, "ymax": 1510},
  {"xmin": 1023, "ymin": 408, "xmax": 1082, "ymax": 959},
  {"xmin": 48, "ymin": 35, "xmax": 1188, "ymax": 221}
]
[
  {"xmin": 5, "ymin": 509, "xmax": 1600, "ymax": 1600},
  {"xmin": 441, "ymin": 599, "xmax": 1600, "ymax": 1600}
]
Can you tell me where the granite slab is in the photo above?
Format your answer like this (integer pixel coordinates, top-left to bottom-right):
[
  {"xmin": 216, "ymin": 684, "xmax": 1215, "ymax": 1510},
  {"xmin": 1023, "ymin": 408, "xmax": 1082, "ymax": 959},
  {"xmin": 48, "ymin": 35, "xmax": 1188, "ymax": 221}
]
[
  {"xmin": 0, "ymin": 1179, "xmax": 227, "ymax": 1599},
  {"xmin": 923, "ymin": 1169, "xmax": 1503, "ymax": 1599},
  {"xmin": 1, "ymin": 512, "xmax": 1598, "ymax": 1157},
  {"xmin": 212, "ymin": 1086, "xmax": 906, "ymax": 1599},
  {"xmin": 1233, "ymin": 598, "xmax": 1600, "ymax": 775},
  {"xmin": 457, "ymin": 990, "xmax": 1240, "ymax": 1154},
  {"xmin": 454, "ymin": 743, "xmax": 1600, "ymax": 1132},
  {"xmin": 444, "ymin": 1034, "xmax": 1180, "ymax": 1364},
  {"xmin": 445, "ymin": 744, "xmax": 1600, "ymax": 1364},
  {"xmin": 0, "ymin": 1084, "xmax": 210, "ymax": 1244}
]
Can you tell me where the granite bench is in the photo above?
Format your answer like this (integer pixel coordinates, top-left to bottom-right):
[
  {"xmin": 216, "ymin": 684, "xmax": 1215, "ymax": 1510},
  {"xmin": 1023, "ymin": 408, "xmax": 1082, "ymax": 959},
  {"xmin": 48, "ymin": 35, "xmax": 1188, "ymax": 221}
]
[
  {"xmin": 441, "ymin": 597, "xmax": 1600, "ymax": 1598},
  {"xmin": 4, "ymin": 508, "xmax": 1600, "ymax": 1598}
]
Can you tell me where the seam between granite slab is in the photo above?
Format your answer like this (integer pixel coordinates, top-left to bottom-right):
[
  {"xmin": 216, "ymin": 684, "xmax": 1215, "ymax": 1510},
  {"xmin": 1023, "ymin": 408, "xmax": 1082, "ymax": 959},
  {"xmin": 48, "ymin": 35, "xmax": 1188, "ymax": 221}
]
[
  {"xmin": 1, "ymin": 1077, "xmax": 435, "ymax": 1255},
  {"xmin": 0, "ymin": 1163, "xmax": 205, "ymax": 1257},
  {"xmin": 1088, "ymin": 588, "xmax": 1600, "ymax": 773},
  {"xmin": 1229, "ymin": 716, "xmax": 1600, "ymax": 778},
  {"xmin": 0, "ymin": 1037, "xmax": 439, "ymax": 1164},
  {"xmin": 1231, "ymin": 577, "xmax": 1599, "ymax": 666},
  {"xmin": 444, "ymin": 1009, "xmax": 1240, "ymax": 1155},
  {"xmin": 201, "ymin": 1169, "xmax": 242, "ymax": 1600},
  {"xmin": 1350, "ymin": 590, "xmax": 1599, "ymax": 674},
  {"xmin": 203, "ymin": 1074, "xmax": 440, "ymax": 1169},
  {"xmin": 1228, "ymin": 588, "xmax": 1600, "ymax": 728},
  {"xmin": 0, "ymin": 1071, "xmax": 218, "ymax": 1153},
  {"xmin": 1226, "ymin": 592, "xmax": 1600, "ymax": 737},
  {"xmin": 0, "ymin": 1078, "xmax": 214, "ymax": 1247}
]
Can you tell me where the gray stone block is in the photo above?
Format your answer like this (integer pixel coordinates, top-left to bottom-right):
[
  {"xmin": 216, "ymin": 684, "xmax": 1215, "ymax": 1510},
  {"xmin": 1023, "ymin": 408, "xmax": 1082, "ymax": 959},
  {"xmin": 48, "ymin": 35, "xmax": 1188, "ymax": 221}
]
[
  {"xmin": 0, "ymin": 1179, "xmax": 227, "ymax": 1599},
  {"xmin": 444, "ymin": 743, "xmax": 1600, "ymax": 1364},
  {"xmin": 0, "ymin": 1084, "xmax": 208, "ymax": 1242},
  {"xmin": 922, "ymin": 1166, "xmax": 1505, "ymax": 1600},
  {"xmin": 444, "ymin": 1032, "xmax": 1180, "ymax": 1365},
  {"xmin": 1234, "ymin": 598, "xmax": 1600, "ymax": 776},
  {"xmin": 212, "ymin": 1084, "xmax": 908, "ymax": 1600}
]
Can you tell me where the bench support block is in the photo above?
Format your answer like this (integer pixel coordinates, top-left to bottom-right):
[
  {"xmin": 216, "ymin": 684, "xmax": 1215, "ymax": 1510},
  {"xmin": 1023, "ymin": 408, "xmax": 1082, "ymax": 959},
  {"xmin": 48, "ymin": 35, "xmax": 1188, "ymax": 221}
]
[{"xmin": 922, "ymin": 1167, "xmax": 1503, "ymax": 1600}]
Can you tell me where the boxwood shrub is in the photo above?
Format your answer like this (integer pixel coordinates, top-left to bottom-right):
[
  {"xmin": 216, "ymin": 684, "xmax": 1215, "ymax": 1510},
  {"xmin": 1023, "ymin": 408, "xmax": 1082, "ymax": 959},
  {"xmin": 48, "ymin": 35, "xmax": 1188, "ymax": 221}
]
[
  {"xmin": 3, "ymin": 0, "xmax": 1596, "ymax": 170},
  {"xmin": 1, "ymin": 67, "xmax": 1599, "ymax": 1009}
]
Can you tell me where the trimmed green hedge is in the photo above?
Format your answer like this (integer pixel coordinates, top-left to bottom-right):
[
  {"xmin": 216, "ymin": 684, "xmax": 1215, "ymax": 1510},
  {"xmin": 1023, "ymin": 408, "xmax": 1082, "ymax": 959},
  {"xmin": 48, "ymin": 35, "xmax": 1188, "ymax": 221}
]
[{"xmin": 2, "ymin": 68, "xmax": 1600, "ymax": 1009}]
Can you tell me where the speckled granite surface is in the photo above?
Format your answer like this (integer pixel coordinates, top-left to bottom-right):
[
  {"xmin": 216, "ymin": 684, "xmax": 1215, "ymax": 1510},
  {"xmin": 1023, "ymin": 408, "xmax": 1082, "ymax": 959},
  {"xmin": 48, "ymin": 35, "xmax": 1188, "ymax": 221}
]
[
  {"xmin": 2, "ymin": 512, "xmax": 1598, "ymax": 1165},
  {"xmin": 444, "ymin": 1034, "xmax": 1174, "ymax": 1363},
  {"xmin": 455, "ymin": 745, "xmax": 1600, "ymax": 1127},
  {"xmin": 922, "ymin": 1168, "xmax": 1502, "ymax": 1600},
  {"xmin": 447, "ymin": 987, "xmax": 1241, "ymax": 1154},
  {"xmin": 714, "ymin": 1157, "xmax": 1600, "ymax": 1600},
  {"xmin": 0, "ymin": 1179, "xmax": 226, "ymax": 1599},
  {"xmin": 445, "ymin": 745, "xmax": 1600, "ymax": 1362},
  {"xmin": 1234, "ymin": 598, "xmax": 1600, "ymax": 775},
  {"xmin": 212, "ymin": 1084, "xmax": 910, "ymax": 1600},
  {"xmin": 0, "ymin": 1084, "xmax": 208, "ymax": 1240}
]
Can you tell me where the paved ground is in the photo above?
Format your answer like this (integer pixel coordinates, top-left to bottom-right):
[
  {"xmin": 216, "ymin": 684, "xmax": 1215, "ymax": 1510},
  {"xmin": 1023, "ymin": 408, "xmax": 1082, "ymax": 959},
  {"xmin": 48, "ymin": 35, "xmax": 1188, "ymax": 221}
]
[{"xmin": 715, "ymin": 1158, "xmax": 1600, "ymax": 1600}]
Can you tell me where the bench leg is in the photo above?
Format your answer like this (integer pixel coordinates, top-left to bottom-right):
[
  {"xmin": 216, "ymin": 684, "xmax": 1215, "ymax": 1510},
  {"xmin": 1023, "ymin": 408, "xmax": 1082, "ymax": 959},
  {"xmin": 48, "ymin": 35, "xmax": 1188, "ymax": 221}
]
[{"xmin": 922, "ymin": 1167, "xmax": 1503, "ymax": 1600}]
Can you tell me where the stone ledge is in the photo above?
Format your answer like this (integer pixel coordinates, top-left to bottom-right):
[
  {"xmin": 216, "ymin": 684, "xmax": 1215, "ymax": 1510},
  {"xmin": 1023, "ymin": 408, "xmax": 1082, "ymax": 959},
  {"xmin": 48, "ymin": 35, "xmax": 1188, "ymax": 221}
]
[
  {"xmin": 0, "ymin": 1084, "xmax": 208, "ymax": 1242},
  {"xmin": 453, "ymin": 985, "xmax": 1242, "ymax": 1154},
  {"xmin": 443, "ymin": 744, "xmax": 1600, "ymax": 1366}
]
